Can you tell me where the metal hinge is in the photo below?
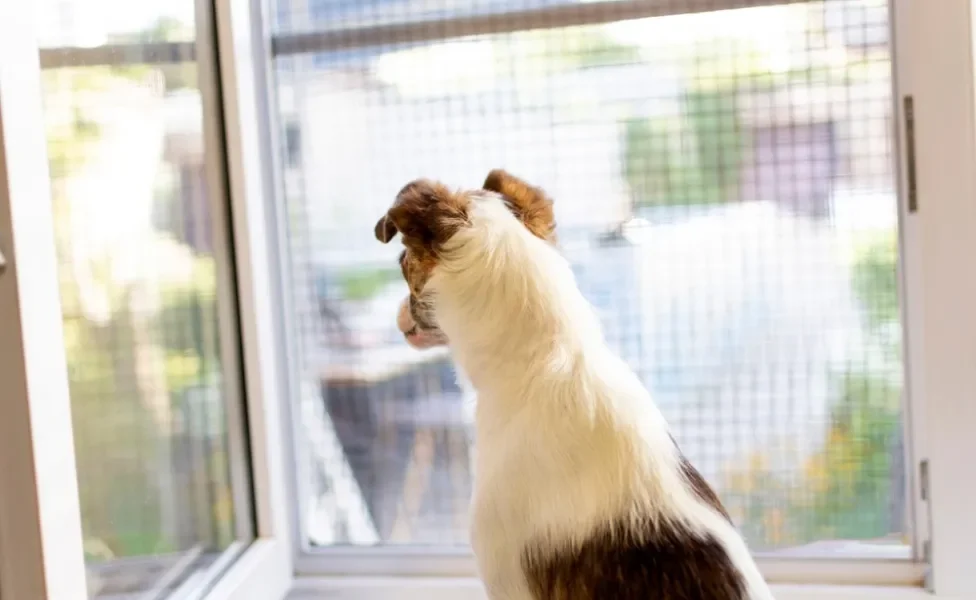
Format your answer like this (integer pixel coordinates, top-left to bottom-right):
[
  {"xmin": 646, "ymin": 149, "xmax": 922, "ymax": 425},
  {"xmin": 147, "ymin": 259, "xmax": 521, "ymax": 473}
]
[
  {"xmin": 919, "ymin": 459, "xmax": 933, "ymax": 591},
  {"xmin": 0, "ymin": 244, "xmax": 7, "ymax": 278},
  {"xmin": 919, "ymin": 458, "xmax": 929, "ymax": 500},
  {"xmin": 903, "ymin": 95, "xmax": 918, "ymax": 213},
  {"xmin": 923, "ymin": 542, "xmax": 933, "ymax": 591}
]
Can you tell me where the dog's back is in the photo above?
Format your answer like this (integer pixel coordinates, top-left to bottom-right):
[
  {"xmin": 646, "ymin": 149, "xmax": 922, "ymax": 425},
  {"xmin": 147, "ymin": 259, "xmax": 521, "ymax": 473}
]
[{"xmin": 468, "ymin": 342, "xmax": 772, "ymax": 600}]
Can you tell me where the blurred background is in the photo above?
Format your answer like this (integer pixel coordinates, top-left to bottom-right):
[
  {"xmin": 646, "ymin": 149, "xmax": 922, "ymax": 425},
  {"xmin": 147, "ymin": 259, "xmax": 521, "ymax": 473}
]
[
  {"xmin": 32, "ymin": 0, "xmax": 906, "ymax": 596},
  {"xmin": 36, "ymin": 0, "xmax": 245, "ymax": 596}
]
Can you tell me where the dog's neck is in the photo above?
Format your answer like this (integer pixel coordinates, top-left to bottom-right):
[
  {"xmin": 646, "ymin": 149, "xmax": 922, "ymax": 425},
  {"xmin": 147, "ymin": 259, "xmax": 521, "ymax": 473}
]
[
  {"xmin": 430, "ymin": 198, "xmax": 606, "ymax": 399},
  {"xmin": 431, "ymin": 197, "xmax": 679, "ymax": 489}
]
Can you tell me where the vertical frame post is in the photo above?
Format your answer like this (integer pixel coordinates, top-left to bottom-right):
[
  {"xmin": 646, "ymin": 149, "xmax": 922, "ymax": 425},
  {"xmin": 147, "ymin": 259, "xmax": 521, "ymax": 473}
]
[
  {"xmin": 891, "ymin": 0, "xmax": 976, "ymax": 596},
  {"xmin": 0, "ymin": 1, "xmax": 88, "ymax": 598}
]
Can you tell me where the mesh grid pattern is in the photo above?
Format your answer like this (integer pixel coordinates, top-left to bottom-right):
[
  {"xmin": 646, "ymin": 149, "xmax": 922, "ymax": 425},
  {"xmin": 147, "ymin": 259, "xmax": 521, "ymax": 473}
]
[
  {"xmin": 34, "ymin": 0, "xmax": 244, "ymax": 595},
  {"xmin": 274, "ymin": 0, "xmax": 907, "ymax": 554},
  {"xmin": 274, "ymin": 0, "xmax": 577, "ymax": 33}
]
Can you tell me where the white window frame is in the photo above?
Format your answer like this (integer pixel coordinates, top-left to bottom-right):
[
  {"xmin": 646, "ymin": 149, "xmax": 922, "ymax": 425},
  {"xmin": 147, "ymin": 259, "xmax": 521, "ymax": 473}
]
[
  {"xmin": 0, "ymin": 2, "xmax": 87, "ymax": 598},
  {"xmin": 203, "ymin": 0, "xmax": 296, "ymax": 594},
  {"xmin": 0, "ymin": 0, "xmax": 295, "ymax": 598},
  {"xmin": 891, "ymin": 0, "xmax": 976, "ymax": 597}
]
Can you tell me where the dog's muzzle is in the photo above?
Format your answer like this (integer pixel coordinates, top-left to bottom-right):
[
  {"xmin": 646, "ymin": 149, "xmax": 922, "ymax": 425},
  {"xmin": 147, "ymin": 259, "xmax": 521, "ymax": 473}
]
[{"xmin": 397, "ymin": 296, "xmax": 447, "ymax": 349}]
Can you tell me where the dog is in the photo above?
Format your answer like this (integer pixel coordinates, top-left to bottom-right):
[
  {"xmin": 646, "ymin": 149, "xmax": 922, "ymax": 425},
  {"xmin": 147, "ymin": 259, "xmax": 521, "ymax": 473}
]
[{"xmin": 374, "ymin": 170, "xmax": 773, "ymax": 599}]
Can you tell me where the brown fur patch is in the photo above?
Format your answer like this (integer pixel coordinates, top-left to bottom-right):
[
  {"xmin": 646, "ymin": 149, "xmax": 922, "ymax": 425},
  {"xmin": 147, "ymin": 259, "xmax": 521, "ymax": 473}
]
[
  {"xmin": 669, "ymin": 434, "xmax": 732, "ymax": 522},
  {"xmin": 680, "ymin": 456, "xmax": 732, "ymax": 522},
  {"xmin": 375, "ymin": 179, "xmax": 471, "ymax": 296},
  {"xmin": 378, "ymin": 179, "xmax": 470, "ymax": 251},
  {"xmin": 375, "ymin": 172, "xmax": 559, "ymax": 342},
  {"xmin": 483, "ymin": 169, "xmax": 557, "ymax": 241},
  {"xmin": 522, "ymin": 439, "xmax": 744, "ymax": 599},
  {"xmin": 522, "ymin": 518, "xmax": 747, "ymax": 600}
]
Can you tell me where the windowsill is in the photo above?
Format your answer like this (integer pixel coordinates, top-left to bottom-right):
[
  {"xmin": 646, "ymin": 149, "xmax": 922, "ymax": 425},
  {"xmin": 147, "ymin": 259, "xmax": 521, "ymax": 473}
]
[{"xmin": 287, "ymin": 577, "xmax": 941, "ymax": 600}]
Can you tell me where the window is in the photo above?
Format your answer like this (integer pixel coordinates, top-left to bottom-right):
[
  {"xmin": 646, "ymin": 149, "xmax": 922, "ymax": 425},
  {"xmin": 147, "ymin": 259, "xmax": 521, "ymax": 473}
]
[
  {"xmin": 4, "ymin": 0, "xmax": 976, "ymax": 598},
  {"xmin": 3, "ymin": 0, "xmax": 257, "ymax": 596},
  {"xmin": 270, "ymin": 0, "xmax": 914, "ymax": 571}
]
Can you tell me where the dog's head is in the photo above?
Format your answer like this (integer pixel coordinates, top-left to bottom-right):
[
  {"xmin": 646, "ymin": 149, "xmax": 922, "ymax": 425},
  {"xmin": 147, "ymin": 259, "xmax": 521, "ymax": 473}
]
[{"xmin": 374, "ymin": 169, "xmax": 556, "ymax": 349}]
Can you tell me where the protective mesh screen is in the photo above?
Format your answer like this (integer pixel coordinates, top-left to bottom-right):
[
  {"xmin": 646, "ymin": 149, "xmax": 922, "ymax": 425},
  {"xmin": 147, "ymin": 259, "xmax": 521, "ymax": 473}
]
[{"xmin": 271, "ymin": 0, "xmax": 907, "ymax": 554}]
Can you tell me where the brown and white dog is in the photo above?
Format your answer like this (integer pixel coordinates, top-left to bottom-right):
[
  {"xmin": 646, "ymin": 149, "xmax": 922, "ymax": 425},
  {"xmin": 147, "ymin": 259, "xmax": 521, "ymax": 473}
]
[{"xmin": 374, "ymin": 170, "xmax": 773, "ymax": 600}]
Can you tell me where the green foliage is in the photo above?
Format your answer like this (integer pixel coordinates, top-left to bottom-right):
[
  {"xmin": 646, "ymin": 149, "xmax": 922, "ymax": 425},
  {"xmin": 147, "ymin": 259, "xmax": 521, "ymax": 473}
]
[
  {"xmin": 43, "ymin": 71, "xmax": 108, "ymax": 180},
  {"xmin": 64, "ymin": 309, "xmax": 173, "ymax": 558},
  {"xmin": 852, "ymin": 233, "xmax": 900, "ymax": 332},
  {"xmin": 622, "ymin": 85, "xmax": 747, "ymax": 208},
  {"xmin": 506, "ymin": 28, "xmax": 643, "ymax": 74},
  {"xmin": 726, "ymin": 371, "xmax": 900, "ymax": 548},
  {"xmin": 47, "ymin": 67, "xmax": 224, "ymax": 559},
  {"xmin": 338, "ymin": 267, "xmax": 401, "ymax": 302},
  {"xmin": 157, "ymin": 256, "xmax": 220, "ymax": 396},
  {"xmin": 555, "ymin": 30, "xmax": 643, "ymax": 69},
  {"xmin": 622, "ymin": 117, "xmax": 670, "ymax": 206},
  {"xmin": 110, "ymin": 63, "xmax": 197, "ymax": 93},
  {"xmin": 724, "ymin": 230, "xmax": 904, "ymax": 549},
  {"xmin": 157, "ymin": 257, "xmax": 217, "ymax": 351},
  {"xmin": 685, "ymin": 87, "xmax": 747, "ymax": 204},
  {"xmin": 108, "ymin": 16, "xmax": 194, "ymax": 44},
  {"xmin": 106, "ymin": 17, "xmax": 197, "ymax": 91},
  {"xmin": 803, "ymin": 372, "xmax": 900, "ymax": 540}
]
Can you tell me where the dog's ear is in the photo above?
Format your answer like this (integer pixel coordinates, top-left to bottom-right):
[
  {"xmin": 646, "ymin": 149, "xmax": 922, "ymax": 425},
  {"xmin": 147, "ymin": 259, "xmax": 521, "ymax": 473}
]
[
  {"xmin": 374, "ymin": 214, "xmax": 398, "ymax": 243},
  {"xmin": 482, "ymin": 169, "xmax": 556, "ymax": 241},
  {"xmin": 374, "ymin": 179, "xmax": 468, "ymax": 251}
]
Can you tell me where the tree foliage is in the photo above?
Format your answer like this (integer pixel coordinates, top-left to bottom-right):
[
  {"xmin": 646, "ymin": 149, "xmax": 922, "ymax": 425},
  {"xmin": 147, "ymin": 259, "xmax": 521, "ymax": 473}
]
[
  {"xmin": 45, "ymin": 64, "xmax": 226, "ymax": 561},
  {"xmin": 622, "ymin": 85, "xmax": 747, "ymax": 208},
  {"xmin": 723, "ymin": 234, "xmax": 903, "ymax": 549}
]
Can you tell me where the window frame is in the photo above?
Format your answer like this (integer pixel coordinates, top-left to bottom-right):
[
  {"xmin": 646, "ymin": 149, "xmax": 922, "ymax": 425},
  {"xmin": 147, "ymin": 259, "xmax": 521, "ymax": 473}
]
[
  {"xmin": 889, "ymin": 0, "xmax": 976, "ymax": 596},
  {"xmin": 0, "ymin": 0, "xmax": 295, "ymax": 598},
  {"xmin": 269, "ymin": 0, "xmax": 797, "ymax": 53},
  {"xmin": 266, "ymin": 0, "xmax": 934, "ymax": 590},
  {"xmin": 0, "ymin": 2, "xmax": 88, "ymax": 597},
  {"xmin": 201, "ymin": 0, "xmax": 298, "ymax": 595}
]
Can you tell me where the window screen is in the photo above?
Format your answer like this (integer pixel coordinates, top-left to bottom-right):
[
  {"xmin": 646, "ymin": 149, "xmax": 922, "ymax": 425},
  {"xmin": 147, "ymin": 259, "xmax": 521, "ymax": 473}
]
[{"xmin": 270, "ymin": 0, "xmax": 907, "ymax": 556}]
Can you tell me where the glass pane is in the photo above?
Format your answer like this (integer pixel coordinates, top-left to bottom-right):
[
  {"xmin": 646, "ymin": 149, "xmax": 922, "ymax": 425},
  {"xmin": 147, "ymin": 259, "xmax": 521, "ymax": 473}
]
[
  {"xmin": 34, "ymin": 0, "xmax": 195, "ymax": 47},
  {"xmin": 276, "ymin": 0, "xmax": 907, "ymax": 557},
  {"xmin": 35, "ymin": 1, "xmax": 253, "ymax": 596}
]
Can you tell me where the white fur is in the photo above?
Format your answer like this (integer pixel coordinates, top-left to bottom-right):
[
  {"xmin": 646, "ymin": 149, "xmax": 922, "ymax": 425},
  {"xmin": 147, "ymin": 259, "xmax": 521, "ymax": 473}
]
[{"xmin": 427, "ymin": 197, "xmax": 774, "ymax": 600}]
